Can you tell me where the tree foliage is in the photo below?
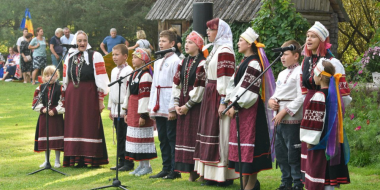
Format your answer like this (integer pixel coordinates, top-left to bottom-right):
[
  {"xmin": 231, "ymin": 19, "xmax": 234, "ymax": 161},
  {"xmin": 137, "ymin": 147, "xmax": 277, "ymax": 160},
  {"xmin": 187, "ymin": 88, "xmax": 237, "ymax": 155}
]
[
  {"xmin": 251, "ymin": 0, "xmax": 310, "ymax": 76},
  {"xmin": 0, "ymin": 0, "xmax": 157, "ymax": 54},
  {"xmin": 338, "ymin": 0, "xmax": 380, "ymax": 64}
]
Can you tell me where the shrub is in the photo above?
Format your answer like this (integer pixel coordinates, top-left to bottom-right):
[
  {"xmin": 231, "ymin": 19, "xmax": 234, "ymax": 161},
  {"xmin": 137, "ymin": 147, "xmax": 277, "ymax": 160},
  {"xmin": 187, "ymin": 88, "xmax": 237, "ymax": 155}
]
[{"xmin": 344, "ymin": 86, "xmax": 380, "ymax": 167}]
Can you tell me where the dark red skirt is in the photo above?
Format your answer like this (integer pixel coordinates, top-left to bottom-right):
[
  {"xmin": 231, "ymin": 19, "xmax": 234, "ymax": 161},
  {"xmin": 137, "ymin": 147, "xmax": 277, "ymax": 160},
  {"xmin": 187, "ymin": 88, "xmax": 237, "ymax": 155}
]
[
  {"xmin": 301, "ymin": 90, "xmax": 316, "ymax": 173},
  {"xmin": 174, "ymin": 86, "xmax": 201, "ymax": 173},
  {"xmin": 193, "ymin": 80, "xmax": 221, "ymax": 162},
  {"xmin": 34, "ymin": 113, "xmax": 64, "ymax": 152},
  {"xmin": 63, "ymin": 81, "xmax": 108, "ymax": 167},
  {"xmin": 228, "ymin": 98, "xmax": 272, "ymax": 175}
]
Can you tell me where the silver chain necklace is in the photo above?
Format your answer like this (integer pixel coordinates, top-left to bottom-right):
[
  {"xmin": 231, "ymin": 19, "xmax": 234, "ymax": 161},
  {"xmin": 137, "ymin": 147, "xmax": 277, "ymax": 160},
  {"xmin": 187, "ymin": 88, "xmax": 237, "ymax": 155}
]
[
  {"xmin": 70, "ymin": 53, "xmax": 84, "ymax": 88},
  {"xmin": 183, "ymin": 54, "xmax": 198, "ymax": 97}
]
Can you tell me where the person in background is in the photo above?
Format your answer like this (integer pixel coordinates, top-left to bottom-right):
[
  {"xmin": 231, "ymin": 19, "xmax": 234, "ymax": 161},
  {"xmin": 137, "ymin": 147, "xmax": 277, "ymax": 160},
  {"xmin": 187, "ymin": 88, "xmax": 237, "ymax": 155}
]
[
  {"xmin": 169, "ymin": 27, "xmax": 183, "ymax": 59},
  {"xmin": 50, "ymin": 28, "xmax": 64, "ymax": 78},
  {"xmin": 1, "ymin": 47, "xmax": 19, "ymax": 81},
  {"xmin": 128, "ymin": 30, "xmax": 154, "ymax": 51},
  {"xmin": 17, "ymin": 28, "xmax": 29, "ymax": 53},
  {"xmin": 20, "ymin": 33, "xmax": 34, "ymax": 83},
  {"xmin": 60, "ymin": 27, "xmax": 75, "ymax": 58},
  {"xmin": 29, "ymin": 27, "xmax": 48, "ymax": 85},
  {"xmin": 100, "ymin": 28, "xmax": 129, "ymax": 55}
]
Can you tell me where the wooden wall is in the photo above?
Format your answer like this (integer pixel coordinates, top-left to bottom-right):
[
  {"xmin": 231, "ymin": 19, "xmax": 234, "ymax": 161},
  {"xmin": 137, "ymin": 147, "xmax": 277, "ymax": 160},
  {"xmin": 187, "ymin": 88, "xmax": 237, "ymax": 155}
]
[{"xmin": 291, "ymin": 0, "xmax": 332, "ymax": 12}]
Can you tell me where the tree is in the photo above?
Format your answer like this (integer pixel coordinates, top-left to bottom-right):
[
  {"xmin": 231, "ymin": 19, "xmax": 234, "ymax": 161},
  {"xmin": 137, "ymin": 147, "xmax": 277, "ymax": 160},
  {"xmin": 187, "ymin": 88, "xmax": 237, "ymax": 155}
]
[
  {"xmin": 251, "ymin": 0, "xmax": 310, "ymax": 76},
  {"xmin": 338, "ymin": 0, "xmax": 380, "ymax": 63}
]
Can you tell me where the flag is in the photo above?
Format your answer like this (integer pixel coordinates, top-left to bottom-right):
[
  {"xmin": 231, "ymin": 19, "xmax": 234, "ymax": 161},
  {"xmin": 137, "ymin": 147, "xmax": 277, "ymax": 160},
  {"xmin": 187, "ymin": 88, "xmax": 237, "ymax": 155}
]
[{"xmin": 20, "ymin": 8, "xmax": 34, "ymax": 34}]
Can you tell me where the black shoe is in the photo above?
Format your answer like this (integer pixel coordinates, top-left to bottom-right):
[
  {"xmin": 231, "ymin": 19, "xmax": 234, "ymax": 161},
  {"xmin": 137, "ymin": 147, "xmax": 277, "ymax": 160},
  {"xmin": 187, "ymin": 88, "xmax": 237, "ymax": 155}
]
[
  {"xmin": 201, "ymin": 180, "xmax": 218, "ymax": 186},
  {"xmin": 292, "ymin": 185, "xmax": 304, "ymax": 190},
  {"xmin": 75, "ymin": 163, "xmax": 87, "ymax": 168},
  {"xmin": 252, "ymin": 180, "xmax": 260, "ymax": 190},
  {"xmin": 119, "ymin": 165, "xmax": 134, "ymax": 171},
  {"xmin": 110, "ymin": 163, "xmax": 124, "ymax": 170},
  {"xmin": 163, "ymin": 171, "xmax": 181, "ymax": 179},
  {"xmin": 149, "ymin": 170, "xmax": 170, "ymax": 178},
  {"xmin": 217, "ymin": 180, "xmax": 234, "ymax": 187},
  {"xmin": 277, "ymin": 183, "xmax": 292, "ymax": 190}
]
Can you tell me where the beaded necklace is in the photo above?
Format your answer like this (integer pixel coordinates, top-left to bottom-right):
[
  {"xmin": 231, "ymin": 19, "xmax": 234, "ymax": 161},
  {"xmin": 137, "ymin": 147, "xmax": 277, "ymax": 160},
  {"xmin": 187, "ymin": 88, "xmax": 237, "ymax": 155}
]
[
  {"xmin": 183, "ymin": 54, "xmax": 198, "ymax": 97},
  {"xmin": 70, "ymin": 53, "xmax": 84, "ymax": 88}
]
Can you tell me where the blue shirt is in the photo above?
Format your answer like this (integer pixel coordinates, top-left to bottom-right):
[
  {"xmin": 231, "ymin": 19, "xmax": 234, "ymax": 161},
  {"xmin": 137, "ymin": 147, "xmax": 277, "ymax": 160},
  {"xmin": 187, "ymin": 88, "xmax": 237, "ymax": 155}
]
[
  {"xmin": 102, "ymin": 35, "xmax": 126, "ymax": 53},
  {"xmin": 30, "ymin": 37, "xmax": 47, "ymax": 57}
]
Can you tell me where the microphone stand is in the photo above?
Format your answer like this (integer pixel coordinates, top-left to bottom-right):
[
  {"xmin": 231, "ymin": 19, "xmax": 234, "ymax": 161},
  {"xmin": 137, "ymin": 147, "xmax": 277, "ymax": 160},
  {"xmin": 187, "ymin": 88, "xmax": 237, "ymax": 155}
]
[
  {"xmin": 27, "ymin": 47, "xmax": 69, "ymax": 176},
  {"xmin": 92, "ymin": 56, "xmax": 164, "ymax": 190},
  {"xmin": 222, "ymin": 52, "xmax": 282, "ymax": 190}
]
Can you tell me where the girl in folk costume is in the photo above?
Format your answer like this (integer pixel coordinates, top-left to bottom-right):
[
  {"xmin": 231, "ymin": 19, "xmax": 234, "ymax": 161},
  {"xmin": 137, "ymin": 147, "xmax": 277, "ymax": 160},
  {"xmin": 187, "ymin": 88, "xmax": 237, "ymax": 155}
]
[
  {"xmin": 225, "ymin": 28, "xmax": 274, "ymax": 190},
  {"xmin": 300, "ymin": 21, "xmax": 351, "ymax": 181},
  {"xmin": 62, "ymin": 31, "xmax": 110, "ymax": 168},
  {"xmin": 193, "ymin": 18, "xmax": 239, "ymax": 186},
  {"xmin": 122, "ymin": 48, "xmax": 157, "ymax": 176},
  {"xmin": 171, "ymin": 31, "xmax": 207, "ymax": 181},
  {"xmin": 300, "ymin": 59, "xmax": 350, "ymax": 190},
  {"xmin": 33, "ymin": 65, "xmax": 64, "ymax": 168}
]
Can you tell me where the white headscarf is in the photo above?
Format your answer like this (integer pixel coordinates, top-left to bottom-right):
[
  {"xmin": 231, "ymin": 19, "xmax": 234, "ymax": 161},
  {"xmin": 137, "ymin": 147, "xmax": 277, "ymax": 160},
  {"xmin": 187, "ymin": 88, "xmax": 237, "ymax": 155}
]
[
  {"xmin": 68, "ymin": 30, "xmax": 92, "ymax": 65},
  {"xmin": 202, "ymin": 19, "xmax": 233, "ymax": 51}
]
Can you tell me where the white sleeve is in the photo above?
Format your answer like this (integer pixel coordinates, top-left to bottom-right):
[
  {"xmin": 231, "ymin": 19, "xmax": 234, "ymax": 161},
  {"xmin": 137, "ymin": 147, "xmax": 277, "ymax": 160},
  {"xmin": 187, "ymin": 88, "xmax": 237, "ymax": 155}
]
[{"xmin": 285, "ymin": 68, "xmax": 304, "ymax": 116}]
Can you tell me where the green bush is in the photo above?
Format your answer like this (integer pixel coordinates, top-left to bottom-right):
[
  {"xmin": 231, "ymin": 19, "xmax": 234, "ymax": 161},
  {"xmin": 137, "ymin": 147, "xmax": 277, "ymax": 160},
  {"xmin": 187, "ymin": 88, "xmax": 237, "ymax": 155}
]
[
  {"xmin": 251, "ymin": 0, "xmax": 310, "ymax": 77},
  {"xmin": 344, "ymin": 86, "xmax": 380, "ymax": 167}
]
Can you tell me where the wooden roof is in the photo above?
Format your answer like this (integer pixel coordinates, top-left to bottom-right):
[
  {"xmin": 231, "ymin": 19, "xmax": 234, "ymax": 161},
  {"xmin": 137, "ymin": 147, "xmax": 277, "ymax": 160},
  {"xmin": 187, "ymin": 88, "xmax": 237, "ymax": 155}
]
[
  {"xmin": 145, "ymin": 0, "xmax": 349, "ymax": 22},
  {"xmin": 145, "ymin": 0, "xmax": 263, "ymax": 22}
]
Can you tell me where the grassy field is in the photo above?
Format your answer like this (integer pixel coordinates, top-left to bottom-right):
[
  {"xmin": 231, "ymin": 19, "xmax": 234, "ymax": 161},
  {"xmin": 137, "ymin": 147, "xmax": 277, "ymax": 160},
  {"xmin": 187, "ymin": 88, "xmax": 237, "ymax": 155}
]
[{"xmin": 0, "ymin": 81, "xmax": 379, "ymax": 190}]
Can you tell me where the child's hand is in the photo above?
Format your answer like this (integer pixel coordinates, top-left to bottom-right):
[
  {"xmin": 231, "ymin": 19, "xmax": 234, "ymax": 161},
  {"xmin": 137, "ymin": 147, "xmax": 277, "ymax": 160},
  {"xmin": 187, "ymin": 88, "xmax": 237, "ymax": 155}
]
[
  {"xmin": 99, "ymin": 100, "xmax": 105, "ymax": 113},
  {"xmin": 307, "ymin": 143, "xmax": 313, "ymax": 149},
  {"xmin": 42, "ymin": 108, "xmax": 47, "ymax": 113},
  {"xmin": 168, "ymin": 111, "xmax": 177, "ymax": 120},
  {"xmin": 272, "ymin": 109, "xmax": 287, "ymax": 126},
  {"xmin": 48, "ymin": 110, "xmax": 54, "ymax": 116},
  {"xmin": 268, "ymin": 99, "xmax": 279, "ymax": 111},
  {"xmin": 175, "ymin": 106, "xmax": 182, "ymax": 115},
  {"xmin": 179, "ymin": 105, "xmax": 189, "ymax": 115},
  {"xmin": 139, "ymin": 118, "xmax": 146, "ymax": 127},
  {"xmin": 218, "ymin": 104, "xmax": 226, "ymax": 117},
  {"xmin": 124, "ymin": 115, "xmax": 128, "ymax": 124},
  {"xmin": 109, "ymin": 112, "xmax": 113, "ymax": 121}
]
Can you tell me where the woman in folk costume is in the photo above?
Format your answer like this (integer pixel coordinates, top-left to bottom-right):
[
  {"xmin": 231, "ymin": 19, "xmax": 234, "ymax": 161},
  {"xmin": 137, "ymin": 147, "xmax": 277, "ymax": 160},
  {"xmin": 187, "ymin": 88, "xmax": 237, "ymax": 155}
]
[
  {"xmin": 300, "ymin": 59, "xmax": 350, "ymax": 190},
  {"xmin": 171, "ymin": 31, "xmax": 207, "ymax": 181},
  {"xmin": 62, "ymin": 30, "xmax": 110, "ymax": 168},
  {"xmin": 123, "ymin": 48, "xmax": 157, "ymax": 176},
  {"xmin": 300, "ymin": 21, "xmax": 351, "ymax": 181},
  {"xmin": 33, "ymin": 65, "xmax": 64, "ymax": 168},
  {"xmin": 225, "ymin": 28, "xmax": 274, "ymax": 190},
  {"xmin": 193, "ymin": 18, "xmax": 239, "ymax": 186}
]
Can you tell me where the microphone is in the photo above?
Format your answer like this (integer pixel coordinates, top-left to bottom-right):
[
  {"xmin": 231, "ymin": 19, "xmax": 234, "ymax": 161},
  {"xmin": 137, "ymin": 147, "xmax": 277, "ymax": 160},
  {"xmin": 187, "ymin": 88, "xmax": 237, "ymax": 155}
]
[
  {"xmin": 272, "ymin": 44, "xmax": 296, "ymax": 52},
  {"xmin": 154, "ymin": 47, "xmax": 176, "ymax": 55},
  {"xmin": 60, "ymin": 44, "xmax": 78, "ymax": 48}
]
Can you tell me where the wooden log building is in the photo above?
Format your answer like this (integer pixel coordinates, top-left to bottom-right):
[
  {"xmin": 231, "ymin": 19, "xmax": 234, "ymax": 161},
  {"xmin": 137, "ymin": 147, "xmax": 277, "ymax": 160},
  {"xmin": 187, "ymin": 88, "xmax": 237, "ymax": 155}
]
[{"xmin": 145, "ymin": 0, "xmax": 349, "ymax": 56}]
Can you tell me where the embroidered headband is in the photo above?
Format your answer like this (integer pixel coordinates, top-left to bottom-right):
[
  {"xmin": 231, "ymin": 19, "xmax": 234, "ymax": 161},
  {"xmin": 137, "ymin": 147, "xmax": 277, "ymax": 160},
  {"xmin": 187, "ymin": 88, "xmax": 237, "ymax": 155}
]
[
  {"xmin": 187, "ymin": 31, "xmax": 204, "ymax": 50},
  {"xmin": 240, "ymin": 27, "xmax": 259, "ymax": 45},
  {"xmin": 308, "ymin": 21, "xmax": 329, "ymax": 42},
  {"xmin": 133, "ymin": 48, "xmax": 150, "ymax": 63}
]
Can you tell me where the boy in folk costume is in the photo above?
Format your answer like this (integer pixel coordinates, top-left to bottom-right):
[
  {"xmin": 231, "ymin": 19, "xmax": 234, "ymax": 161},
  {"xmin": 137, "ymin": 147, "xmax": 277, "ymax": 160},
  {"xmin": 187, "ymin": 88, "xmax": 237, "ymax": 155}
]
[
  {"xmin": 300, "ymin": 59, "xmax": 350, "ymax": 190},
  {"xmin": 122, "ymin": 48, "xmax": 157, "ymax": 176},
  {"xmin": 33, "ymin": 65, "xmax": 64, "ymax": 168},
  {"xmin": 171, "ymin": 31, "xmax": 207, "ymax": 181},
  {"xmin": 148, "ymin": 30, "xmax": 181, "ymax": 179},
  {"xmin": 300, "ymin": 21, "xmax": 351, "ymax": 181},
  {"xmin": 225, "ymin": 28, "xmax": 274, "ymax": 190},
  {"xmin": 268, "ymin": 40, "xmax": 304, "ymax": 190},
  {"xmin": 107, "ymin": 44, "xmax": 134, "ymax": 171},
  {"xmin": 193, "ymin": 18, "xmax": 239, "ymax": 186}
]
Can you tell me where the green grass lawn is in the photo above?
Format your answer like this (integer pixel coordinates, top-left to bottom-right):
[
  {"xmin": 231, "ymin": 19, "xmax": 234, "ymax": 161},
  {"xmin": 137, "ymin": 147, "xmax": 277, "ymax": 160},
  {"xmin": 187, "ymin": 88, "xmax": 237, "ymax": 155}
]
[{"xmin": 0, "ymin": 81, "xmax": 379, "ymax": 190}]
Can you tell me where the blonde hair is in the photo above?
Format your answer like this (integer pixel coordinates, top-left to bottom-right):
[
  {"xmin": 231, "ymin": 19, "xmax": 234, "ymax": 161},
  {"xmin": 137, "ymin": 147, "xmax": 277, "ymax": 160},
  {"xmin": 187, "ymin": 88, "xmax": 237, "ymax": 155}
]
[
  {"xmin": 43, "ymin": 65, "xmax": 59, "ymax": 83},
  {"xmin": 136, "ymin": 30, "xmax": 147, "ymax": 39}
]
